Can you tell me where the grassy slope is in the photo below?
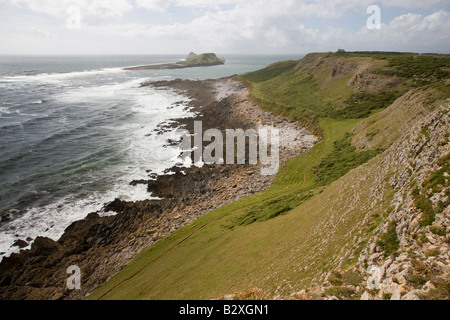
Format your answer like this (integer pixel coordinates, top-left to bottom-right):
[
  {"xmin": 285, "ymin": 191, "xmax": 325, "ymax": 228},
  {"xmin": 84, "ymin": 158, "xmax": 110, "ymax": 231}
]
[
  {"xmin": 90, "ymin": 52, "xmax": 449, "ymax": 300},
  {"xmin": 90, "ymin": 118, "xmax": 359, "ymax": 300}
]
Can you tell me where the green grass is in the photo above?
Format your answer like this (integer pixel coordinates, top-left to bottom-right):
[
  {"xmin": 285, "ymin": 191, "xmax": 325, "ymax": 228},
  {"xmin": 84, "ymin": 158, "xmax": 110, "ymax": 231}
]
[
  {"xmin": 313, "ymin": 133, "xmax": 381, "ymax": 186},
  {"xmin": 242, "ymin": 68, "xmax": 326, "ymax": 135},
  {"xmin": 90, "ymin": 118, "xmax": 369, "ymax": 300},
  {"xmin": 230, "ymin": 192, "xmax": 313, "ymax": 227},
  {"xmin": 239, "ymin": 55, "xmax": 363, "ymax": 135},
  {"xmin": 240, "ymin": 60, "xmax": 298, "ymax": 83},
  {"xmin": 375, "ymin": 55, "xmax": 450, "ymax": 83},
  {"xmin": 430, "ymin": 226, "xmax": 446, "ymax": 237},
  {"xmin": 407, "ymin": 274, "xmax": 429, "ymax": 286},
  {"xmin": 239, "ymin": 52, "xmax": 444, "ymax": 136},
  {"xmin": 326, "ymin": 51, "xmax": 450, "ymax": 83},
  {"xmin": 225, "ymin": 117, "xmax": 366, "ymax": 229},
  {"xmin": 333, "ymin": 90, "xmax": 403, "ymax": 119},
  {"xmin": 377, "ymin": 221, "xmax": 400, "ymax": 257},
  {"xmin": 325, "ymin": 286, "xmax": 355, "ymax": 299},
  {"xmin": 413, "ymin": 153, "xmax": 449, "ymax": 227},
  {"xmin": 418, "ymin": 277, "xmax": 450, "ymax": 300},
  {"xmin": 226, "ymin": 118, "xmax": 361, "ymax": 228},
  {"xmin": 90, "ymin": 107, "xmax": 389, "ymax": 300}
]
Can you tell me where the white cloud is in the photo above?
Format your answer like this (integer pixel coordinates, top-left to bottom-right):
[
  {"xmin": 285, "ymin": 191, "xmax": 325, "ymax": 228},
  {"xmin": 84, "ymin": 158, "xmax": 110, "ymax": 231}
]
[
  {"xmin": 28, "ymin": 26, "xmax": 57, "ymax": 40},
  {"xmin": 134, "ymin": 0, "xmax": 172, "ymax": 11},
  {"xmin": 174, "ymin": 0, "xmax": 239, "ymax": 9},
  {"xmin": 8, "ymin": 0, "xmax": 134, "ymax": 18},
  {"xmin": 334, "ymin": 10, "xmax": 450, "ymax": 52},
  {"xmin": 381, "ymin": 0, "xmax": 448, "ymax": 9},
  {"xmin": 0, "ymin": 0, "xmax": 449, "ymax": 54}
]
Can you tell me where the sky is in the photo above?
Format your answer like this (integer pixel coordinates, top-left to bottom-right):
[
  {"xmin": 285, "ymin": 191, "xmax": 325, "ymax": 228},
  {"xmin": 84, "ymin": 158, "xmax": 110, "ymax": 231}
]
[{"xmin": 0, "ymin": 0, "xmax": 449, "ymax": 55}]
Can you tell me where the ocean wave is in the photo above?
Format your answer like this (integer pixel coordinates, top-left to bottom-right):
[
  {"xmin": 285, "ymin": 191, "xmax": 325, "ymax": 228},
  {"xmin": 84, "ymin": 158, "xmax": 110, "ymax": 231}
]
[
  {"xmin": 0, "ymin": 67, "xmax": 125, "ymax": 85},
  {"xmin": 0, "ymin": 181, "xmax": 154, "ymax": 260},
  {"xmin": 52, "ymin": 78, "xmax": 144, "ymax": 103},
  {"xmin": 0, "ymin": 82, "xmax": 195, "ymax": 262},
  {"xmin": 0, "ymin": 106, "xmax": 12, "ymax": 115},
  {"xmin": 0, "ymin": 63, "xmax": 198, "ymax": 262}
]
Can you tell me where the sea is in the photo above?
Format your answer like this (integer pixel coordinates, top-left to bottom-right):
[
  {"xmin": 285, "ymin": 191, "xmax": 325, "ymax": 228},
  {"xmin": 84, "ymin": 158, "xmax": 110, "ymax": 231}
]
[{"xmin": 0, "ymin": 54, "xmax": 302, "ymax": 260}]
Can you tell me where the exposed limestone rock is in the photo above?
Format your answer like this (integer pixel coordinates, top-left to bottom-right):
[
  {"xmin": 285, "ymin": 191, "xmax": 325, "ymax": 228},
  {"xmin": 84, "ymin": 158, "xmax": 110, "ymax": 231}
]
[{"xmin": 295, "ymin": 99, "xmax": 449, "ymax": 300}]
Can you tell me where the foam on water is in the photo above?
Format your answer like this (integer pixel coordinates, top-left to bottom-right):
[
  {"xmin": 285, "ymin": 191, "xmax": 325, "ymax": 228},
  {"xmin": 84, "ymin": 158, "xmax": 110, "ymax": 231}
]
[
  {"xmin": 0, "ymin": 106, "xmax": 12, "ymax": 115},
  {"xmin": 0, "ymin": 182, "xmax": 152, "ymax": 258},
  {"xmin": 0, "ymin": 67, "xmax": 125, "ymax": 85},
  {"xmin": 0, "ymin": 67, "xmax": 195, "ymax": 261}
]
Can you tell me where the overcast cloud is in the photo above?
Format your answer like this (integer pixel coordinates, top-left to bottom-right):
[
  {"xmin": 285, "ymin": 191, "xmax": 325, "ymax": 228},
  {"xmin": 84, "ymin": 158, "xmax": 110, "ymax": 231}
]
[{"xmin": 0, "ymin": 0, "xmax": 449, "ymax": 54}]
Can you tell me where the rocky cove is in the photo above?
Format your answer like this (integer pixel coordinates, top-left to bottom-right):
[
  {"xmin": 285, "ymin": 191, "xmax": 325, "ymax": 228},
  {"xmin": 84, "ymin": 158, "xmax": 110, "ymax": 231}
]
[{"xmin": 0, "ymin": 77, "xmax": 318, "ymax": 300}]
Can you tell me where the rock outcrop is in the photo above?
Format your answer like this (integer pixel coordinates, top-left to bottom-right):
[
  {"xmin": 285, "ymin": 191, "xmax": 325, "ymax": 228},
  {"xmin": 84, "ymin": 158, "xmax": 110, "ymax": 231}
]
[
  {"xmin": 177, "ymin": 52, "xmax": 225, "ymax": 67},
  {"xmin": 292, "ymin": 98, "xmax": 449, "ymax": 300}
]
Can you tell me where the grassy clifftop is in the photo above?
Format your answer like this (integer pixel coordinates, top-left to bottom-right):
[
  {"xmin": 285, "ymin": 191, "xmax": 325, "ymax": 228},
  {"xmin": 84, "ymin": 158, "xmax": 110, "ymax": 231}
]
[
  {"xmin": 90, "ymin": 52, "xmax": 449, "ymax": 300},
  {"xmin": 240, "ymin": 52, "xmax": 449, "ymax": 135}
]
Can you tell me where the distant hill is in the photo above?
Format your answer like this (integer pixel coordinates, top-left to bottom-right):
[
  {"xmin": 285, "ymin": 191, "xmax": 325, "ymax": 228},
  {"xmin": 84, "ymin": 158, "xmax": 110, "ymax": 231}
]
[{"xmin": 177, "ymin": 52, "xmax": 225, "ymax": 67}]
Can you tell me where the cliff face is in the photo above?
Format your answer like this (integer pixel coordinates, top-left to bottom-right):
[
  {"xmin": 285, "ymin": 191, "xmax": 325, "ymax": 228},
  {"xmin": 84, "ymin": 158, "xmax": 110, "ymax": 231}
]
[
  {"xmin": 298, "ymin": 98, "xmax": 449, "ymax": 301},
  {"xmin": 295, "ymin": 53, "xmax": 403, "ymax": 93},
  {"xmin": 233, "ymin": 52, "xmax": 449, "ymax": 300},
  {"xmin": 356, "ymin": 103, "xmax": 449, "ymax": 301},
  {"xmin": 217, "ymin": 98, "xmax": 449, "ymax": 301}
]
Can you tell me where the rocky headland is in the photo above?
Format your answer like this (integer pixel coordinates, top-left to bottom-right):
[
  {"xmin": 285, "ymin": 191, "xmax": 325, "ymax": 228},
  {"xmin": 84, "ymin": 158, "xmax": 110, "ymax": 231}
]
[{"xmin": 124, "ymin": 53, "xmax": 225, "ymax": 71}]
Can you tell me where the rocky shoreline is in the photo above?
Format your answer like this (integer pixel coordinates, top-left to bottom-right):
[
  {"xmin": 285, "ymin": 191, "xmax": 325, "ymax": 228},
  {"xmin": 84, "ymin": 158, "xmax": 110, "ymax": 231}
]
[{"xmin": 0, "ymin": 77, "xmax": 317, "ymax": 300}]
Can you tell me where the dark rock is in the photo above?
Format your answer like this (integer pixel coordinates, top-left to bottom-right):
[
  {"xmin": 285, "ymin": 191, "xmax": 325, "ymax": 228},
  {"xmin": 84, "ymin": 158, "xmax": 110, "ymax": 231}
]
[
  {"xmin": 29, "ymin": 237, "xmax": 61, "ymax": 257},
  {"xmin": 0, "ymin": 252, "xmax": 27, "ymax": 283},
  {"xmin": 1, "ymin": 213, "xmax": 11, "ymax": 223},
  {"xmin": 0, "ymin": 274, "xmax": 12, "ymax": 286},
  {"xmin": 104, "ymin": 198, "xmax": 129, "ymax": 214},
  {"xmin": 12, "ymin": 240, "xmax": 28, "ymax": 249},
  {"xmin": 130, "ymin": 179, "xmax": 149, "ymax": 186}
]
